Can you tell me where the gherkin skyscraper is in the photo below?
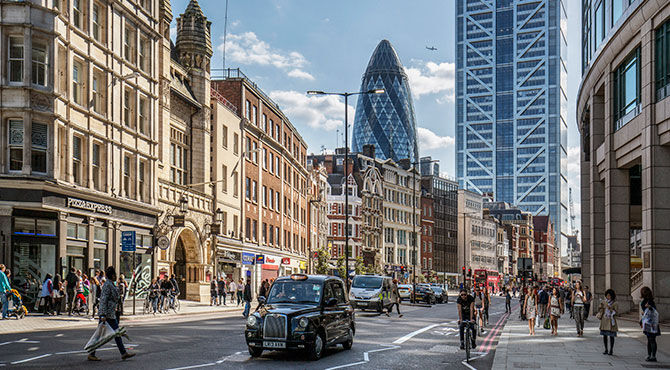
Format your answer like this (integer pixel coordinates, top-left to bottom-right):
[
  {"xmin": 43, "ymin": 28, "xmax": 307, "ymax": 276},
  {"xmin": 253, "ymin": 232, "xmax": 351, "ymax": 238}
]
[{"xmin": 352, "ymin": 40, "xmax": 419, "ymax": 163}]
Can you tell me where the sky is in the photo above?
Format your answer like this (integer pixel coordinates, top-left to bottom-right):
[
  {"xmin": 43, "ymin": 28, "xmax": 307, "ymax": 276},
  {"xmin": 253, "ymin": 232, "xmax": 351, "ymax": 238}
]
[{"xmin": 171, "ymin": 0, "xmax": 582, "ymax": 237}]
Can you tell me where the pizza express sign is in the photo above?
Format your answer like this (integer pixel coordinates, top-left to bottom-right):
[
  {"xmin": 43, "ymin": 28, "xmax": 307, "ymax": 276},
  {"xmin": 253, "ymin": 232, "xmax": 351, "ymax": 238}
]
[{"xmin": 67, "ymin": 198, "xmax": 112, "ymax": 214}]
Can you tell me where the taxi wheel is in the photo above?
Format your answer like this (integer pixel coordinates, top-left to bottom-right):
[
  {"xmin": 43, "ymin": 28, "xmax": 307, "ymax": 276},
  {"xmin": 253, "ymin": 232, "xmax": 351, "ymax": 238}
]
[
  {"xmin": 309, "ymin": 332, "xmax": 325, "ymax": 360},
  {"xmin": 248, "ymin": 346, "xmax": 263, "ymax": 358},
  {"xmin": 342, "ymin": 327, "xmax": 354, "ymax": 350}
]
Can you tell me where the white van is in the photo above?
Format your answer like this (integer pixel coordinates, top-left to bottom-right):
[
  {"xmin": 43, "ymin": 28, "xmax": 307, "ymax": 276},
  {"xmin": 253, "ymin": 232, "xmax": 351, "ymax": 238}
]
[{"xmin": 348, "ymin": 275, "xmax": 396, "ymax": 312}]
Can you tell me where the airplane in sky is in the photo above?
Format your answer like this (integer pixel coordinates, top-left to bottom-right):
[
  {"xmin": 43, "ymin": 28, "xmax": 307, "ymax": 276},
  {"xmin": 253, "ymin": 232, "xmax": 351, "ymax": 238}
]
[{"xmin": 426, "ymin": 46, "xmax": 437, "ymax": 51}]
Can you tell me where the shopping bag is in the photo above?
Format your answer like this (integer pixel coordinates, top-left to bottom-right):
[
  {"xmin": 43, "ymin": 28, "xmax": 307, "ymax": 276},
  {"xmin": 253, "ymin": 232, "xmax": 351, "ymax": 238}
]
[
  {"xmin": 642, "ymin": 307, "xmax": 660, "ymax": 334},
  {"xmin": 84, "ymin": 322, "xmax": 116, "ymax": 353},
  {"xmin": 543, "ymin": 316, "xmax": 551, "ymax": 329}
]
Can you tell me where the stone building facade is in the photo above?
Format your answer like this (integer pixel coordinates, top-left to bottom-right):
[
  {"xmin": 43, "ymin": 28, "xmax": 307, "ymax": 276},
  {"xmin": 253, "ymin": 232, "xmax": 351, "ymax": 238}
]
[{"xmin": 578, "ymin": 0, "xmax": 670, "ymax": 315}]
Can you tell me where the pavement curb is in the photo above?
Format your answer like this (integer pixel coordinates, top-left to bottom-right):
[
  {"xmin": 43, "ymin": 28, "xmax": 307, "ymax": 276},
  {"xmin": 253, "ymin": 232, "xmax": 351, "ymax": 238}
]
[{"xmin": 491, "ymin": 316, "xmax": 511, "ymax": 369}]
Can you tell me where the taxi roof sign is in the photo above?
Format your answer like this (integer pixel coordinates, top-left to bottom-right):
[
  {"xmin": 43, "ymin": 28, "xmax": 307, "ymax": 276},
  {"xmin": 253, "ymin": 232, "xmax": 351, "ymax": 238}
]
[{"xmin": 290, "ymin": 274, "xmax": 308, "ymax": 280}]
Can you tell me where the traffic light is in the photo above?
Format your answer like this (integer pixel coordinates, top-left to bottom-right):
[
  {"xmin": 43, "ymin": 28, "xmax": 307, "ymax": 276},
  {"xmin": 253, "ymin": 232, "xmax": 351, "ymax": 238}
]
[
  {"xmin": 462, "ymin": 266, "xmax": 466, "ymax": 274},
  {"xmin": 467, "ymin": 268, "xmax": 472, "ymax": 277}
]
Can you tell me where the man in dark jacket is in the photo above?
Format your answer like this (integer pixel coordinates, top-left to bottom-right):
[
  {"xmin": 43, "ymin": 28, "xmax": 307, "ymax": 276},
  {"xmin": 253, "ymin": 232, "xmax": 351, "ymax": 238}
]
[
  {"xmin": 538, "ymin": 286, "xmax": 549, "ymax": 319},
  {"xmin": 217, "ymin": 277, "xmax": 226, "ymax": 306},
  {"xmin": 65, "ymin": 267, "xmax": 78, "ymax": 315},
  {"xmin": 243, "ymin": 279, "xmax": 252, "ymax": 318}
]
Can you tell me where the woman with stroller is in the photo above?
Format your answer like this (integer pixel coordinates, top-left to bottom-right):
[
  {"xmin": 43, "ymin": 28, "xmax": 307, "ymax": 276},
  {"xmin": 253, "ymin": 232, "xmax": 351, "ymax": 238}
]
[{"xmin": 40, "ymin": 274, "xmax": 53, "ymax": 315}]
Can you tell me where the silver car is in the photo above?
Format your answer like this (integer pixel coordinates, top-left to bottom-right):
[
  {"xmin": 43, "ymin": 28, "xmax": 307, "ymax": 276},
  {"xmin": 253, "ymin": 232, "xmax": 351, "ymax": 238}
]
[{"xmin": 348, "ymin": 275, "xmax": 396, "ymax": 312}]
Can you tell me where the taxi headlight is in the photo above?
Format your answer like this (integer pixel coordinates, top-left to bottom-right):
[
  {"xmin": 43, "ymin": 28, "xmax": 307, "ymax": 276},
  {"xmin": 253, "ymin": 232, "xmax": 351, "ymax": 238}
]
[
  {"xmin": 299, "ymin": 317, "xmax": 309, "ymax": 329},
  {"xmin": 246, "ymin": 315, "xmax": 258, "ymax": 328}
]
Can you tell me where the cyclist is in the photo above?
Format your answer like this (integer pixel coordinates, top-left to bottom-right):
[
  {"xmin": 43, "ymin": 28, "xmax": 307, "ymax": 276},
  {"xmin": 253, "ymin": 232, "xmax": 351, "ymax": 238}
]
[
  {"xmin": 457, "ymin": 288, "xmax": 476, "ymax": 350},
  {"xmin": 473, "ymin": 286, "xmax": 485, "ymax": 330}
]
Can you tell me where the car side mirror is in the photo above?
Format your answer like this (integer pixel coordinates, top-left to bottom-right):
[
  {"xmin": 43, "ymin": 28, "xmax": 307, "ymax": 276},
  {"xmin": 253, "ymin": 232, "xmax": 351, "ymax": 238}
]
[{"xmin": 326, "ymin": 297, "xmax": 338, "ymax": 307}]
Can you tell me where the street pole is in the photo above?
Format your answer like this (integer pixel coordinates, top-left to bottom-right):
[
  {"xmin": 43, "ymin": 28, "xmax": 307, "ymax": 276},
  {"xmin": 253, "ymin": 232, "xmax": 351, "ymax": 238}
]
[
  {"xmin": 412, "ymin": 165, "xmax": 416, "ymax": 303},
  {"xmin": 132, "ymin": 249, "xmax": 136, "ymax": 315},
  {"xmin": 344, "ymin": 93, "xmax": 349, "ymax": 288}
]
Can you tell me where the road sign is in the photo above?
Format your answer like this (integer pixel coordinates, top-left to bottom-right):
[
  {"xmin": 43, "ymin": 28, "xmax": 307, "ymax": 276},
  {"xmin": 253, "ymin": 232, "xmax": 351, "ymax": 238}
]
[
  {"xmin": 121, "ymin": 231, "xmax": 136, "ymax": 252},
  {"xmin": 157, "ymin": 235, "xmax": 170, "ymax": 250}
]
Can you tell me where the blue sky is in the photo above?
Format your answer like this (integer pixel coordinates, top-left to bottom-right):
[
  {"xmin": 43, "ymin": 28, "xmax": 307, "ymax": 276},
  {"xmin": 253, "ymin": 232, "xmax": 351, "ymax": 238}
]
[{"xmin": 172, "ymin": 0, "xmax": 582, "ymax": 231}]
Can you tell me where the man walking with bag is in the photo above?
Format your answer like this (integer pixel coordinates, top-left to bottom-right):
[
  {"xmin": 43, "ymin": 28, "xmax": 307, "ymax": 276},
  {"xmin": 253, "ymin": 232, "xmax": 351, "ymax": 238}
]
[
  {"xmin": 87, "ymin": 266, "xmax": 135, "ymax": 361},
  {"xmin": 242, "ymin": 279, "xmax": 252, "ymax": 318}
]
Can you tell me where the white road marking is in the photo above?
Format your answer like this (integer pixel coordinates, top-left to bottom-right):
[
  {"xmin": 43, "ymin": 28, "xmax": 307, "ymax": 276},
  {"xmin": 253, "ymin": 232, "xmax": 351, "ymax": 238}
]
[
  {"xmin": 324, "ymin": 345, "xmax": 400, "ymax": 370},
  {"xmin": 461, "ymin": 351, "xmax": 488, "ymax": 370},
  {"xmin": 10, "ymin": 354, "xmax": 52, "ymax": 364},
  {"xmin": 55, "ymin": 344, "xmax": 138, "ymax": 355},
  {"xmin": 165, "ymin": 363, "xmax": 217, "ymax": 370},
  {"xmin": 0, "ymin": 338, "xmax": 40, "ymax": 346},
  {"xmin": 393, "ymin": 323, "xmax": 448, "ymax": 344}
]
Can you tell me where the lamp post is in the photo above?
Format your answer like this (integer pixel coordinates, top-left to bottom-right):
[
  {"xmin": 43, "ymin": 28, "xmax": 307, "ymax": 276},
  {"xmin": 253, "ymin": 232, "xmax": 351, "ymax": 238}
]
[{"xmin": 306, "ymin": 89, "xmax": 385, "ymax": 288}]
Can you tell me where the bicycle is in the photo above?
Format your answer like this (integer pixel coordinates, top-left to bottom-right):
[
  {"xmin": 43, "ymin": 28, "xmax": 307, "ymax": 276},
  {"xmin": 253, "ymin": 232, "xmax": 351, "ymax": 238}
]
[
  {"xmin": 461, "ymin": 319, "xmax": 475, "ymax": 363},
  {"xmin": 475, "ymin": 307, "xmax": 485, "ymax": 335}
]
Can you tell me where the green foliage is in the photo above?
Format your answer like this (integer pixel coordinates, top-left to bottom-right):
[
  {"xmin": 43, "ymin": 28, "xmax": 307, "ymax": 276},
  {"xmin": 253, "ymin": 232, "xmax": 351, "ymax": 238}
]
[
  {"xmin": 314, "ymin": 246, "xmax": 332, "ymax": 275},
  {"xmin": 337, "ymin": 255, "xmax": 346, "ymax": 279}
]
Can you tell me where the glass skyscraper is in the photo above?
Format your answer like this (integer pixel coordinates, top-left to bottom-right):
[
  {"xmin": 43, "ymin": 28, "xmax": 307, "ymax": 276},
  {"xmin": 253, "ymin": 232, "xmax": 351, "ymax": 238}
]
[
  {"xmin": 455, "ymin": 0, "xmax": 569, "ymax": 253},
  {"xmin": 352, "ymin": 40, "xmax": 419, "ymax": 163}
]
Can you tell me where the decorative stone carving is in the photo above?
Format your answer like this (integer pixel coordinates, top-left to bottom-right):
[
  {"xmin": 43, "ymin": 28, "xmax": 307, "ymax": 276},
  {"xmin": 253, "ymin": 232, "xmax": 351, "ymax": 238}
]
[{"xmin": 31, "ymin": 93, "xmax": 52, "ymax": 112}]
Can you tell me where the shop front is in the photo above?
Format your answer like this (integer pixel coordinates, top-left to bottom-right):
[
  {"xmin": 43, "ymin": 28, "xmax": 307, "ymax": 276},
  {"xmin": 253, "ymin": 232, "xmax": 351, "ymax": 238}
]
[
  {"xmin": 217, "ymin": 249, "xmax": 241, "ymax": 281},
  {"xmin": 0, "ymin": 188, "xmax": 158, "ymax": 310},
  {"xmin": 259, "ymin": 254, "xmax": 280, "ymax": 282}
]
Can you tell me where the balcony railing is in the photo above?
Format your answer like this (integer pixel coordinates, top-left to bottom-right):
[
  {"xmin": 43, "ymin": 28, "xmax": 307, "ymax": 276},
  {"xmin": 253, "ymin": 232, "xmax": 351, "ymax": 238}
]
[{"xmin": 212, "ymin": 68, "xmax": 282, "ymax": 112}]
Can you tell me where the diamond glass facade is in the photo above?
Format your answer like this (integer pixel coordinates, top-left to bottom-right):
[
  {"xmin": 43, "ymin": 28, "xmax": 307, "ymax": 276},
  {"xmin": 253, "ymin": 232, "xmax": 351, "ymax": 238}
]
[
  {"xmin": 456, "ymin": 0, "xmax": 568, "ymax": 252},
  {"xmin": 352, "ymin": 40, "xmax": 419, "ymax": 163}
]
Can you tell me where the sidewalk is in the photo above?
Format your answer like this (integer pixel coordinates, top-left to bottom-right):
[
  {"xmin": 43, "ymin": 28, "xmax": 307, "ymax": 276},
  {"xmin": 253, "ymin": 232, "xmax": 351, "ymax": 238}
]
[
  {"xmin": 493, "ymin": 312, "xmax": 670, "ymax": 369},
  {"xmin": 0, "ymin": 300, "xmax": 245, "ymax": 335}
]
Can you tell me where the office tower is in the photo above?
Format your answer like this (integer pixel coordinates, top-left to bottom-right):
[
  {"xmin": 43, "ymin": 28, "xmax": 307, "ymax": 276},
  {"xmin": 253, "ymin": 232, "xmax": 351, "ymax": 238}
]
[
  {"xmin": 352, "ymin": 40, "xmax": 419, "ymax": 163},
  {"xmin": 455, "ymin": 0, "xmax": 568, "ymax": 252}
]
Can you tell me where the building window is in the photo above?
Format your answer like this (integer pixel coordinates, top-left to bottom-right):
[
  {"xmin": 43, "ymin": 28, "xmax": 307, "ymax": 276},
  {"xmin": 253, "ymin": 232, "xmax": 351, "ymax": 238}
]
[
  {"xmin": 138, "ymin": 160, "xmax": 146, "ymax": 202},
  {"xmin": 221, "ymin": 125, "xmax": 228, "ymax": 148},
  {"xmin": 32, "ymin": 42, "xmax": 48, "ymax": 86},
  {"xmin": 91, "ymin": 71, "xmax": 106, "ymax": 115},
  {"xmin": 124, "ymin": 88, "xmax": 135, "ymax": 128},
  {"xmin": 8, "ymin": 120, "xmax": 23, "ymax": 171},
  {"xmin": 92, "ymin": 3, "xmax": 101, "ymax": 42},
  {"xmin": 245, "ymin": 100, "xmax": 251, "ymax": 120},
  {"xmin": 245, "ymin": 177, "xmax": 251, "ymax": 199},
  {"xmin": 233, "ymin": 133, "xmax": 239, "ymax": 155},
  {"xmin": 252, "ymin": 180, "xmax": 258, "ymax": 202},
  {"xmin": 138, "ymin": 96, "xmax": 149, "ymax": 135},
  {"xmin": 72, "ymin": 0, "xmax": 83, "ymax": 29},
  {"xmin": 252, "ymin": 220, "xmax": 258, "ymax": 241},
  {"xmin": 656, "ymin": 20, "xmax": 670, "ymax": 101},
  {"xmin": 594, "ymin": 0, "xmax": 604, "ymax": 49},
  {"xmin": 262, "ymin": 185, "xmax": 267, "ymax": 207},
  {"xmin": 8, "ymin": 36, "xmax": 23, "ymax": 83},
  {"xmin": 72, "ymin": 135, "xmax": 83, "ymax": 184},
  {"xmin": 233, "ymin": 171, "xmax": 238, "ymax": 197},
  {"xmin": 262, "ymin": 148, "xmax": 267, "ymax": 169},
  {"xmin": 92, "ymin": 142, "xmax": 101, "ymax": 190},
  {"xmin": 72, "ymin": 61, "xmax": 83, "ymax": 105},
  {"xmin": 170, "ymin": 128, "xmax": 188, "ymax": 185},
  {"xmin": 123, "ymin": 155, "xmax": 132, "ymax": 197},
  {"xmin": 252, "ymin": 105, "xmax": 257, "ymax": 125},
  {"xmin": 262, "ymin": 114, "xmax": 267, "ymax": 132},
  {"xmin": 124, "ymin": 26, "xmax": 136, "ymax": 64},
  {"xmin": 613, "ymin": 47, "xmax": 641, "ymax": 130},
  {"xmin": 139, "ymin": 35, "xmax": 149, "ymax": 72},
  {"xmin": 31, "ymin": 122, "xmax": 47, "ymax": 173},
  {"xmin": 221, "ymin": 165, "xmax": 227, "ymax": 193}
]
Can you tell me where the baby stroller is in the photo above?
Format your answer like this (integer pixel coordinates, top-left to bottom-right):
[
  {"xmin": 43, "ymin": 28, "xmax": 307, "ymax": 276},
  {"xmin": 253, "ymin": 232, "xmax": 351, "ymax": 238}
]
[{"xmin": 7, "ymin": 289, "xmax": 28, "ymax": 319}]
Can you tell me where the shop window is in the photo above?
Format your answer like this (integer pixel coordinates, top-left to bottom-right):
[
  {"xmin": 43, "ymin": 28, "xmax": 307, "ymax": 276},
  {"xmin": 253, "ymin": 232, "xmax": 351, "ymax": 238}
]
[
  {"xmin": 93, "ymin": 247, "xmax": 106, "ymax": 270},
  {"xmin": 8, "ymin": 36, "xmax": 23, "ymax": 83},
  {"xmin": 32, "ymin": 42, "xmax": 48, "ymax": 87},
  {"xmin": 94, "ymin": 226, "xmax": 107, "ymax": 242},
  {"xmin": 8, "ymin": 119, "xmax": 23, "ymax": 171},
  {"xmin": 67, "ymin": 222, "xmax": 88, "ymax": 240}
]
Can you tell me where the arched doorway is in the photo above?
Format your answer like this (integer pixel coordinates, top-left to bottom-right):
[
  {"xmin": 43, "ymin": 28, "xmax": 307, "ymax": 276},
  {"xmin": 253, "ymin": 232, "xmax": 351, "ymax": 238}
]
[
  {"xmin": 174, "ymin": 238, "xmax": 187, "ymax": 299},
  {"xmin": 173, "ymin": 228, "xmax": 201, "ymax": 301}
]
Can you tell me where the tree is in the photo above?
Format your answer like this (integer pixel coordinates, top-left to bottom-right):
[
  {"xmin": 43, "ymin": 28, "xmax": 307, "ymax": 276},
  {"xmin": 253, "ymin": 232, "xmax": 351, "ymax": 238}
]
[
  {"xmin": 337, "ymin": 255, "xmax": 346, "ymax": 279},
  {"xmin": 354, "ymin": 256, "xmax": 368, "ymax": 275},
  {"xmin": 314, "ymin": 246, "xmax": 331, "ymax": 275}
]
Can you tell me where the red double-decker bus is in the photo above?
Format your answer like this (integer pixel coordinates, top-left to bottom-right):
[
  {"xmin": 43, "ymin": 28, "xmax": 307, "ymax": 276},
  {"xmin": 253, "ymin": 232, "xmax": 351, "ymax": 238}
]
[{"xmin": 474, "ymin": 269, "xmax": 500, "ymax": 292}]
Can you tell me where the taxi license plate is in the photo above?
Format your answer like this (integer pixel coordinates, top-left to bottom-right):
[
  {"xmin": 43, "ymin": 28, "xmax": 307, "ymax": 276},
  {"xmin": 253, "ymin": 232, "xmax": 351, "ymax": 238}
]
[
  {"xmin": 357, "ymin": 301, "xmax": 368, "ymax": 306},
  {"xmin": 263, "ymin": 341, "xmax": 286, "ymax": 349}
]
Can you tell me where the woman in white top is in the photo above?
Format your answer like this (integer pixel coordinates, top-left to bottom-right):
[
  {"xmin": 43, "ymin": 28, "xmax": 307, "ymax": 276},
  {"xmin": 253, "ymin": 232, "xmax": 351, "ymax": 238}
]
[
  {"xmin": 524, "ymin": 286, "xmax": 539, "ymax": 335},
  {"xmin": 572, "ymin": 281, "xmax": 586, "ymax": 336},
  {"xmin": 549, "ymin": 287, "xmax": 563, "ymax": 335}
]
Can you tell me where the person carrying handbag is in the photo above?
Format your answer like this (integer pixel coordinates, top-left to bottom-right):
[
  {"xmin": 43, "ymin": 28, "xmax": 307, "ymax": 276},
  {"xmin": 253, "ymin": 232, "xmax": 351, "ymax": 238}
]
[
  {"xmin": 640, "ymin": 286, "xmax": 661, "ymax": 362},
  {"xmin": 597, "ymin": 289, "xmax": 618, "ymax": 355}
]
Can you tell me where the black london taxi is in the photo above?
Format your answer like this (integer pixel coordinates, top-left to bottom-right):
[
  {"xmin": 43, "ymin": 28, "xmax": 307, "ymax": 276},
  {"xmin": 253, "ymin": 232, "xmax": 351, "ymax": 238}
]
[{"xmin": 245, "ymin": 274, "xmax": 355, "ymax": 360}]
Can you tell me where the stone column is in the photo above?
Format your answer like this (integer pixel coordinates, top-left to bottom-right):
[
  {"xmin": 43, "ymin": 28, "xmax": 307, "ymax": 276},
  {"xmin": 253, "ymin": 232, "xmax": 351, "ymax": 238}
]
[
  {"xmin": 0, "ymin": 207, "xmax": 13, "ymax": 267},
  {"xmin": 87, "ymin": 218, "xmax": 95, "ymax": 275},
  {"xmin": 604, "ymin": 166, "xmax": 631, "ymax": 312},
  {"xmin": 58, "ymin": 212, "xmax": 68, "ymax": 274},
  {"xmin": 590, "ymin": 93, "xmax": 606, "ymax": 303}
]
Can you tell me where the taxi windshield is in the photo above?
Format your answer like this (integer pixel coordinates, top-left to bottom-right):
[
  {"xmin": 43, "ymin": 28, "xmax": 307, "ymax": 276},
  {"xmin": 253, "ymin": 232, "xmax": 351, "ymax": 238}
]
[
  {"xmin": 351, "ymin": 276, "xmax": 383, "ymax": 289},
  {"xmin": 266, "ymin": 281, "xmax": 322, "ymax": 305}
]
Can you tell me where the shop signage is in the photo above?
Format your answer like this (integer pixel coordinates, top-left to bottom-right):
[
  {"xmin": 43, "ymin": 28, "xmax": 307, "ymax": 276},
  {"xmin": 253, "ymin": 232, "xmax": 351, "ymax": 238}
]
[
  {"xmin": 265, "ymin": 256, "xmax": 278, "ymax": 265},
  {"xmin": 281, "ymin": 257, "xmax": 290, "ymax": 265},
  {"xmin": 68, "ymin": 197, "xmax": 112, "ymax": 214},
  {"xmin": 219, "ymin": 250, "xmax": 241, "ymax": 262},
  {"xmin": 299, "ymin": 261, "xmax": 307, "ymax": 270},
  {"xmin": 255, "ymin": 254, "xmax": 265, "ymax": 264},
  {"xmin": 173, "ymin": 215, "xmax": 185, "ymax": 227},
  {"xmin": 242, "ymin": 253, "xmax": 255, "ymax": 265},
  {"xmin": 121, "ymin": 231, "xmax": 136, "ymax": 252}
]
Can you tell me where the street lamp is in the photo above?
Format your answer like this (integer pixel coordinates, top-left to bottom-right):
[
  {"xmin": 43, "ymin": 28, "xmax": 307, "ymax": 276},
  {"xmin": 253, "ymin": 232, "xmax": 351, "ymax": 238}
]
[
  {"xmin": 179, "ymin": 196, "xmax": 188, "ymax": 214},
  {"xmin": 306, "ymin": 89, "xmax": 385, "ymax": 288}
]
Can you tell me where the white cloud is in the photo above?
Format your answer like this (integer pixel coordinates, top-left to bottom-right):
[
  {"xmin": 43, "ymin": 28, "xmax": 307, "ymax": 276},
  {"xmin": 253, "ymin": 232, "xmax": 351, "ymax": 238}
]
[
  {"xmin": 287, "ymin": 69, "xmax": 315, "ymax": 81},
  {"xmin": 218, "ymin": 32, "xmax": 312, "ymax": 80},
  {"xmin": 269, "ymin": 90, "xmax": 354, "ymax": 131},
  {"xmin": 417, "ymin": 127, "xmax": 455, "ymax": 151},
  {"xmin": 170, "ymin": 26, "xmax": 176, "ymax": 40},
  {"xmin": 405, "ymin": 62, "xmax": 455, "ymax": 103}
]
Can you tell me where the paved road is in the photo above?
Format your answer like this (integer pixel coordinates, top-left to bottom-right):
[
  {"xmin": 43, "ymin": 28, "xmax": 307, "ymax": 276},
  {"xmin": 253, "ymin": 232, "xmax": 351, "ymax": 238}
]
[{"xmin": 0, "ymin": 296, "xmax": 512, "ymax": 369}]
